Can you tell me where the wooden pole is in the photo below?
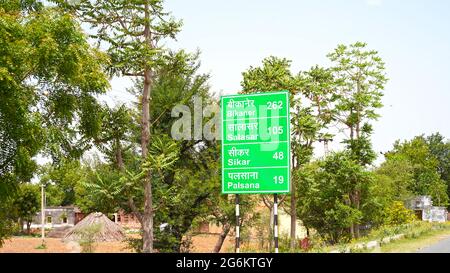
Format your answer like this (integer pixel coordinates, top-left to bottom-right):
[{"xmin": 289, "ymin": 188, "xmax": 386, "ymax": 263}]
[
  {"xmin": 274, "ymin": 194, "xmax": 279, "ymax": 253},
  {"xmin": 235, "ymin": 194, "xmax": 240, "ymax": 253},
  {"xmin": 41, "ymin": 184, "xmax": 45, "ymax": 246}
]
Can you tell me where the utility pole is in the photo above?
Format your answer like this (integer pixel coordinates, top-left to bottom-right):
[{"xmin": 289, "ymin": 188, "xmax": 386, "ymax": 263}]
[{"xmin": 41, "ymin": 184, "xmax": 45, "ymax": 246}]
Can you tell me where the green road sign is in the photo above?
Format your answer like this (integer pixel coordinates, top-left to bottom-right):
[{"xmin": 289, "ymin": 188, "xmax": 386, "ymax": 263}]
[{"xmin": 221, "ymin": 91, "xmax": 291, "ymax": 194}]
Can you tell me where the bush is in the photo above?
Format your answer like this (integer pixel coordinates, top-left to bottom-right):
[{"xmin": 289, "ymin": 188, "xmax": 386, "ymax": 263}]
[
  {"xmin": 125, "ymin": 236, "xmax": 143, "ymax": 253},
  {"xmin": 383, "ymin": 201, "xmax": 416, "ymax": 226},
  {"xmin": 76, "ymin": 224, "xmax": 101, "ymax": 253}
]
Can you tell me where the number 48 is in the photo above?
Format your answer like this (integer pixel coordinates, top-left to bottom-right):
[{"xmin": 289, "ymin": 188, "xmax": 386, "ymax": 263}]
[{"xmin": 273, "ymin": 152, "xmax": 284, "ymax": 160}]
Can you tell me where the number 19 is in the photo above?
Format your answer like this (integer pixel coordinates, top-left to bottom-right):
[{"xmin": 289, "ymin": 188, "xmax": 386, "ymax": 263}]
[{"xmin": 273, "ymin": 176, "xmax": 284, "ymax": 184}]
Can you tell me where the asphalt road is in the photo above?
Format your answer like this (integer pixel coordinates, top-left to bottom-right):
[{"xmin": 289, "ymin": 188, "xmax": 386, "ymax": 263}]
[{"xmin": 417, "ymin": 236, "xmax": 450, "ymax": 253}]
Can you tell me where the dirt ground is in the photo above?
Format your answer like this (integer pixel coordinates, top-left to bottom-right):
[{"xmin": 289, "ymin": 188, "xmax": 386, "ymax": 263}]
[
  {"xmin": 0, "ymin": 234, "xmax": 233, "ymax": 253},
  {"xmin": 189, "ymin": 234, "xmax": 234, "ymax": 253},
  {"xmin": 0, "ymin": 237, "xmax": 133, "ymax": 253}
]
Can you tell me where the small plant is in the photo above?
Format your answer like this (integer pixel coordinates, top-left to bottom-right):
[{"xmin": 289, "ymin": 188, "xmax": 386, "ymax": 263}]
[
  {"xmin": 35, "ymin": 243, "xmax": 47, "ymax": 250},
  {"xmin": 125, "ymin": 236, "xmax": 143, "ymax": 253},
  {"xmin": 76, "ymin": 224, "xmax": 101, "ymax": 253}
]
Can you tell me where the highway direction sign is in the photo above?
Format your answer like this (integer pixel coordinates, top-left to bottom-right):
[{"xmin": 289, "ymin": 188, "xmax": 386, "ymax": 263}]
[{"xmin": 221, "ymin": 91, "xmax": 290, "ymax": 194}]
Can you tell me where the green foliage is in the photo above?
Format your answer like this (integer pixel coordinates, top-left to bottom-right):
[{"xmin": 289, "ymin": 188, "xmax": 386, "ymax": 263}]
[
  {"xmin": 124, "ymin": 235, "xmax": 143, "ymax": 253},
  {"xmin": 0, "ymin": 2, "xmax": 108, "ymax": 244},
  {"xmin": 0, "ymin": 3, "xmax": 109, "ymax": 177},
  {"xmin": 35, "ymin": 243, "xmax": 47, "ymax": 250},
  {"xmin": 366, "ymin": 134, "xmax": 449, "ymax": 229},
  {"xmin": 297, "ymin": 152, "xmax": 372, "ymax": 243},
  {"xmin": 0, "ymin": 181, "xmax": 32, "ymax": 244},
  {"xmin": 75, "ymin": 51, "xmax": 222, "ymax": 252},
  {"xmin": 328, "ymin": 42, "xmax": 387, "ymax": 166},
  {"xmin": 53, "ymin": 0, "xmax": 182, "ymax": 76},
  {"xmin": 0, "ymin": 198, "xmax": 17, "ymax": 246},
  {"xmin": 376, "ymin": 155, "xmax": 415, "ymax": 200},
  {"xmin": 241, "ymin": 56, "xmax": 295, "ymax": 93},
  {"xmin": 425, "ymin": 133, "xmax": 450, "ymax": 207},
  {"xmin": 241, "ymin": 56, "xmax": 336, "ymax": 248},
  {"xmin": 51, "ymin": 0, "xmax": 205, "ymax": 253},
  {"xmin": 135, "ymin": 53, "xmax": 222, "ymax": 252},
  {"xmin": 367, "ymin": 221, "xmax": 445, "ymax": 242},
  {"xmin": 385, "ymin": 136, "xmax": 449, "ymax": 206},
  {"xmin": 77, "ymin": 163, "xmax": 124, "ymax": 213},
  {"xmin": 12, "ymin": 184, "xmax": 40, "ymax": 233},
  {"xmin": 40, "ymin": 160, "xmax": 85, "ymax": 206},
  {"xmin": 362, "ymin": 157, "xmax": 415, "ymax": 226},
  {"xmin": 241, "ymin": 57, "xmax": 335, "ymax": 167}
]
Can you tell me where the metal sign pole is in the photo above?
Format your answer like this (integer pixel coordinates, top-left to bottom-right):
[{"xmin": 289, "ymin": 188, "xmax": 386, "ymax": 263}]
[
  {"xmin": 235, "ymin": 194, "xmax": 240, "ymax": 253},
  {"xmin": 274, "ymin": 194, "xmax": 279, "ymax": 253}
]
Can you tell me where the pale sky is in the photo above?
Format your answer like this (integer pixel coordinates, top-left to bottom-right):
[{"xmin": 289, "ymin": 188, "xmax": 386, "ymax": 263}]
[{"xmin": 103, "ymin": 0, "xmax": 450, "ymax": 164}]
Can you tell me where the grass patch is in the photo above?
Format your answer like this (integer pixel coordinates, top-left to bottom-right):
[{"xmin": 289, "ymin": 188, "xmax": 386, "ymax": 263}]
[
  {"xmin": 380, "ymin": 227, "xmax": 450, "ymax": 253},
  {"xmin": 35, "ymin": 243, "xmax": 47, "ymax": 250},
  {"xmin": 317, "ymin": 222, "xmax": 450, "ymax": 253}
]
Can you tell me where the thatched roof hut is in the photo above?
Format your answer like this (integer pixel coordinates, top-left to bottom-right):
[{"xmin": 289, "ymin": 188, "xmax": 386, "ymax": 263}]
[{"xmin": 63, "ymin": 212, "xmax": 126, "ymax": 242}]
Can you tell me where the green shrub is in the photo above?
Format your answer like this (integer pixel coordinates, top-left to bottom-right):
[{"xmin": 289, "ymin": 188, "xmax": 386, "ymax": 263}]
[
  {"xmin": 76, "ymin": 224, "xmax": 101, "ymax": 253},
  {"xmin": 125, "ymin": 236, "xmax": 143, "ymax": 253}
]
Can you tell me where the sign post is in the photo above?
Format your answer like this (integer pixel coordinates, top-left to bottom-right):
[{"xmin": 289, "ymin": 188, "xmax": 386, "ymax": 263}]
[
  {"xmin": 235, "ymin": 194, "xmax": 240, "ymax": 253},
  {"xmin": 221, "ymin": 91, "xmax": 290, "ymax": 253}
]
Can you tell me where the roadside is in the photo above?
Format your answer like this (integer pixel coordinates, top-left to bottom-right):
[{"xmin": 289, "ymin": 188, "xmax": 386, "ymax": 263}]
[
  {"xmin": 320, "ymin": 222, "xmax": 450, "ymax": 253},
  {"xmin": 380, "ymin": 228, "xmax": 450, "ymax": 253},
  {"xmin": 417, "ymin": 236, "xmax": 450, "ymax": 253}
]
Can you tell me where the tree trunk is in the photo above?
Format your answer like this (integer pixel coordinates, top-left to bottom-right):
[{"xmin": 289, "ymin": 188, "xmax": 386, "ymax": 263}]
[
  {"xmin": 290, "ymin": 154, "xmax": 297, "ymax": 249},
  {"xmin": 350, "ymin": 225, "xmax": 355, "ymax": 239},
  {"xmin": 116, "ymin": 140, "xmax": 124, "ymax": 171},
  {"xmin": 141, "ymin": 68, "xmax": 153, "ymax": 253},
  {"xmin": 18, "ymin": 218, "xmax": 23, "ymax": 234},
  {"xmin": 213, "ymin": 223, "xmax": 231, "ymax": 253},
  {"xmin": 27, "ymin": 221, "xmax": 31, "ymax": 235},
  {"xmin": 141, "ymin": 0, "xmax": 154, "ymax": 253},
  {"xmin": 354, "ymin": 191, "xmax": 361, "ymax": 238}
]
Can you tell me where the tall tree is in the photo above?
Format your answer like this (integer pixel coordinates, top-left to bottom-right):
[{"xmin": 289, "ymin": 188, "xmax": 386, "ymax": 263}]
[
  {"xmin": 385, "ymin": 136, "xmax": 449, "ymax": 206},
  {"xmin": 0, "ymin": 0, "xmax": 108, "ymax": 242},
  {"xmin": 40, "ymin": 160, "xmax": 85, "ymax": 206},
  {"xmin": 363, "ymin": 155, "xmax": 415, "ymax": 226},
  {"xmin": 425, "ymin": 133, "xmax": 450, "ymax": 205},
  {"xmin": 12, "ymin": 184, "xmax": 40, "ymax": 234},
  {"xmin": 296, "ymin": 152, "xmax": 370, "ymax": 244},
  {"xmin": 78, "ymin": 52, "xmax": 224, "ymax": 252},
  {"xmin": 328, "ymin": 42, "xmax": 388, "ymax": 238},
  {"xmin": 53, "ymin": 0, "xmax": 183, "ymax": 252},
  {"xmin": 127, "ymin": 52, "xmax": 222, "ymax": 252}
]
